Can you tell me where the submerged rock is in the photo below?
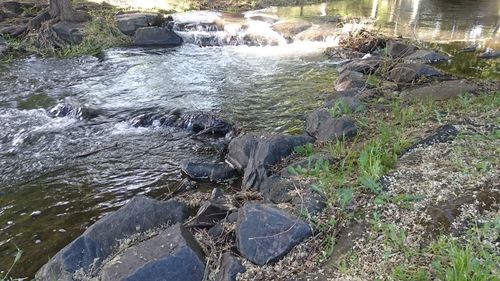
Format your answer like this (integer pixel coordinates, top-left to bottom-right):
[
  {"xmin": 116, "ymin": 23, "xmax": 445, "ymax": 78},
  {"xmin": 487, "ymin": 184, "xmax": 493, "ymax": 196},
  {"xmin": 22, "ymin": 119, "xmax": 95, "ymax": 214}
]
[
  {"xmin": 306, "ymin": 109, "xmax": 357, "ymax": 142},
  {"xmin": 134, "ymin": 27, "xmax": 183, "ymax": 46},
  {"xmin": 388, "ymin": 63, "xmax": 442, "ymax": 83},
  {"xmin": 387, "ymin": 40, "xmax": 417, "ymax": 58},
  {"xmin": 36, "ymin": 196, "xmax": 189, "ymax": 280},
  {"xmin": 216, "ymin": 252, "xmax": 245, "ymax": 281},
  {"xmin": 178, "ymin": 111, "xmax": 232, "ymax": 136},
  {"xmin": 180, "ymin": 161, "xmax": 236, "ymax": 182},
  {"xmin": 236, "ymin": 203, "xmax": 312, "ymax": 266},
  {"xmin": 403, "ymin": 49, "xmax": 449, "ymax": 64},
  {"xmin": 99, "ymin": 223, "xmax": 205, "ymax": 281},
  {"xmin": 115, "ymin": 12, "xmax": 164, "ymax": 36},
  {"xmin": 403, "ymin": 80, "xmax": 479, "ymax": 101}
]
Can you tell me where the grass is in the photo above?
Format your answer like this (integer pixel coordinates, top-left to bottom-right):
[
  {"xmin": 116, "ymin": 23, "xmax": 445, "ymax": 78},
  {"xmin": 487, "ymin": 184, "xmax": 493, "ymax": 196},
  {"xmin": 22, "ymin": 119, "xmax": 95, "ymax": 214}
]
[{"xmin": 0, "ymin": 248, "xmax": 22, "ymax": 281}]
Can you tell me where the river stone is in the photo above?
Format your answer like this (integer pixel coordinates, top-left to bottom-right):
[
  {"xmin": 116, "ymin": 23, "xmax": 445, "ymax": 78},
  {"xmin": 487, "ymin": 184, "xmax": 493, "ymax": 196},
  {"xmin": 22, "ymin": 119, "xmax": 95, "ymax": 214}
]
[
  {"xmin": 478, "ymin": 49, "xmax": 500, "ymax": 59},
  {"xmin": 134, "ymin": 27, "xmax": 183, "ymax": 46},
  {"xmin": 236, "ymin": 202, "xmax": 312, "ymax": 265},
  {"xmin": 180, "ymin": 161, "xmax": 236, "ymax": 182},
  {"xmin": 325, "ymin": 96, "xmax": 363, "ymax": 114},
  {"xmin": 306, "ymin": 109, "xmax": 357, "ymax": 142},
  {"xmin": 193, "ymin": 200, "xmax": 230, "ymax": 227},
  {"xmin": 402, "ymin": 80, "xmax": 479, "ymax": 101},
  {"xmin": 339, "ymin": 59, "xmax": 381, "ymax": 74},
  {"xmin": 178, "ymin": 111, "xmax": 232, "ymax": 136},
  {"xmin": 226, "ymin": 133, "xmax": 260, "ymax": 172},
  {"xmin": 241, "ymin": 134, "xmax": 314, "ymax": 190},
  {"xmin": 52, "ymin": 21, "xmax": 87, "ymax": 45},
  {"xmin": 115, "ymin": 12, "xmax": 163, "ymax": 36},
  {"xmin": 294, "ymin": 24, "xmax": 339, "ymax": 42},
  {"xmin": 36, "ymin": 196, "xmax": 189, "ymax": 280},
  {"xmin": 271, "ymin": 20, "xmax": 312, "ymax": 41},
  {"xmin": 388, "ymin": 63, "xmax": 442, "ymax": 83},
  {"xmin": 404, "ymin": 124, "xmax": 459, "ymax": 153},
  {"xmin": 403, "ymin": 49, "xmax": 449, "ymax": 64},
  {"xmin": 334, "ymin": 70, "xmax": 367, "ymax": 91},
  {"xmin": 387, "ymin": 40, "xmax": 417, "ymax": 58},
  {"xmin": 216, "ymin": 252, "xmax": 246, "ymax": 281},
  {"xmin": 99, "ymin": 223, "xmax": 205, "ymax": 281}
]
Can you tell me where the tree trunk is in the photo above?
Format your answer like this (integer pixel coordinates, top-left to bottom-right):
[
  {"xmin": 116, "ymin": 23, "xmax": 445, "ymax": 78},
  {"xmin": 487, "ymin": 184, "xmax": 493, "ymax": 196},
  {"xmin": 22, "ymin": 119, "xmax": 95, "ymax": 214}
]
[{"xmin": 49, "ymin": 0, "xmax": 89, "ymax": 22}]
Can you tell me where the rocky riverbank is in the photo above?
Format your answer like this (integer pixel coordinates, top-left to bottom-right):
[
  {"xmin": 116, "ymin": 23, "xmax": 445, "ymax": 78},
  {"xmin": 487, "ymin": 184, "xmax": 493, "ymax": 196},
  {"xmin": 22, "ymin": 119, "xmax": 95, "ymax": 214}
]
[{"xmin": 1, "ymin": 1, "xmax": 499, "ymax": 281}]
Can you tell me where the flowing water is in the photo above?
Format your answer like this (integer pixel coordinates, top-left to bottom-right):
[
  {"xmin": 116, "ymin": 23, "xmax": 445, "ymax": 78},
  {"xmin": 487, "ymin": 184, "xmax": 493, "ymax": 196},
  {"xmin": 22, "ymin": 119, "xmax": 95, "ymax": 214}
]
[{"xmin": 0, "ymin": 0, "xmax": 499, "ymax": 278}]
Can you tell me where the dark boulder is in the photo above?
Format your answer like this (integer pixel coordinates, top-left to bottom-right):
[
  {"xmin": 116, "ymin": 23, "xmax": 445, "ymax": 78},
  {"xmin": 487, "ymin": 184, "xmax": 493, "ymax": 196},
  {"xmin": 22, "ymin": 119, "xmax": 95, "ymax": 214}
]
[
  {"xmin": 36, "ymin": 196, "xmax": 189, "ymax": 280},
  {"xmin": 404, "ymin": 124, "xmax": 458, "ymax": 153},
  {"xmin": 306, "ymin": 109, "xmax": 357, "ymax": 142},
  {"xmin": 52, "ymin": 21, "xmax": 87, "ymax": 45},
  {"xmin": 99, "ymin": 223, "xmax": 205, "ymax": 281},
  {"xmin": 402, "ymin": 80, "xmax": 479, "ymax": 101},
  {"xmin": 403, "ymin": 50, "xmax": 449, "ymax": 64},
  {"xmin": 339, "ymin": 59, "xmax": 381, "ymax": 74},
  {"xmin": 325, "ymin": 47, "xmax": 365, "ymax": 59},
  {"xmin": 236, "ymin": 203, "xmax": 312, "ymax": 265},
  {"xmin": 388, "ymin": 63, "xmax": 442, "ymax": 83},
  {"xmin": 0, "ymin": 2, "xmax": 24, "ymax": 15},
  {"xmin": 216, "ymin": 252, "xmax": 246, "ymax": 281},
  {"xmin": 226, "ymin": 134, "xmax": 260, "ymax": 172},
  {"xmin": 180, "ymin": 161, "xmax": 236, "ymax": 182},
  {"xmin": 115, "ymin": 12, "xmax": 164, "ymax": 36},
  {"xmin": 193, "ymin": 200, "xmax": 230, "ymax": 227},
  {"xmin": 134, "ymin": 27, "xmax": 183, "ymax": 46},
  {"xmin": 241, "ymin": 134, "xmax": 314, "ymax": 190},
  {"xmin": 386, "ymin": 40, "xmax": 417, "ymax": 58},
  {"xmin": 334, "ymin": 70, "xmax": 367, "ymax": 91},
  {"xmin": 325, "ymin": 96, "xmax": 363, "ymax": 114},
  {"xmin": 478, "ymin": 49, "xmax": 500, "ymax": 59}
]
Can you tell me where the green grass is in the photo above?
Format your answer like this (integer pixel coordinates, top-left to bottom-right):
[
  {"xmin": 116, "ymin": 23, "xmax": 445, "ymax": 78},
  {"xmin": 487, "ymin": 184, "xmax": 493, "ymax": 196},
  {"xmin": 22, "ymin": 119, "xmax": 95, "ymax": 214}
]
[{"xmin": 0, "ymin": 248, "xmax": 22, "ymax": 281}]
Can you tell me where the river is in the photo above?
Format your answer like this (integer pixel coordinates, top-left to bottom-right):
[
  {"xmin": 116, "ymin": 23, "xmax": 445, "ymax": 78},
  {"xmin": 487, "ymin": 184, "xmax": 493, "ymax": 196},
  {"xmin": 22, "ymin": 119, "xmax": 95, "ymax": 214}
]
[{"xmin": 0, "ymin": 0, "xmax": 498, "ymax": 278}]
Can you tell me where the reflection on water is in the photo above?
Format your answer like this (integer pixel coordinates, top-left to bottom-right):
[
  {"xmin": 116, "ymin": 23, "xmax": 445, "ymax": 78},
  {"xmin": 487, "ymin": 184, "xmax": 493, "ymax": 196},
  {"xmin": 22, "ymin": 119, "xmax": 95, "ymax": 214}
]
[{"xmin": 277, "ymin": 0, "xmax": 499, "ymax": 48}]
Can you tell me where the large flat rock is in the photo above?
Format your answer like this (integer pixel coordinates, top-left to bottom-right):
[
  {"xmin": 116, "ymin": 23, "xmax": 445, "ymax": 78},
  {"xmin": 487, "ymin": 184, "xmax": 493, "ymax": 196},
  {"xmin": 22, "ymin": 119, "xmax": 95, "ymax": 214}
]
[
  {"xmin": 115, "ymin": 13, "xmax": 163, "ymax": 36},
  {"xmin": 99, "ymin": 223, "xmax": 205, "ymax": 281},
  {"xmin": 236, "ymin": 203, "xmax": 312, "ymax": 266},
  {"xmin": 402, "ymin": 80, "xmax": 479, "ymax": 101},
  {"xmin": 36, "ymin": 196, "xmax": 189, "ymax": 280},
  {"xmin": 134, "ymin": 27, "xmax": 183, "ymax": 46}
]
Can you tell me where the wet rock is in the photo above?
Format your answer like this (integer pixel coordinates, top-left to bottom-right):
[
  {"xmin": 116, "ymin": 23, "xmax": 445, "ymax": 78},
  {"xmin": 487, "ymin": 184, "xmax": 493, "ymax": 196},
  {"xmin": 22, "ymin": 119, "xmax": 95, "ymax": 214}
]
[
  {"xmin": 295, "ymin": 24, "xmax": 339, "ymax": 42},
  {"xmin": 130, "ymin": 112, "xmax": 179, "ymax": 127},
  {"xmin": 134, "ymin": 27, "xmax": 183, "ymax": 46},
  {"xmin": 306, "ymin": 109, "xmax": 357, "ymax": 142},
  {"xmin": 242, "ymin": 134, "xmax": 314, "ymax": 190},
  {"xmin": 36, "ymin": 196, "xmax": 189, "ymax": 280},
  {"xmin": 334, "ymin": 70, "xmax": 367, "ymax": 91},
  {"xmin": 325, "ymin": 96, "xmax": 363, "ymax": 113},
  {"xmin": 478, "ymin": 49, "xmax": 500, "ymax": 59},
  {"xmin": 281, "ymin": 154, "xmax": 336, "ymax": 178},
  {"xmin": 403, "ymin": 80, "xmax": 479, "ymax": 101},
  {"xmin": 236, "ymin": 203, "xmax": 312, "ymax": 265},
  {"xmin": 115, "ymin": 12, "xmax": 164, "ymax": 36},
  {"xmin": 52, "ymin": 21, "xmax": 86, "ymax": 45},
  {"xmin": 325, "ymin": 47, "xmax": 365, "ymax": 59},
  {"xmin": 99, "ymin": 223, "xmax": 205, "ymax": 281},
  {"xmin": 181, "ymin": 161, "xmax": 236, "ymax": 182},
  {"xmin": 403, "ymin": 49, "xmax": 449, "ymax": 64},
  {"xmin": 216, "ymin": 252, "xmax": 245, "ymax": 281},
  {"xmin": 387, "ymin": 40, "xmax": 417, "ymax": 58},
  {"xmin": 339, "ymin": 59, "xmax": 381, "ymax": 75},
  {"xmin": 271, "ymin": 20, "xmax": 312, "ymax": 41},
  {"xmin": 388, "ymin": 63, "xmax": 442, "ymax": 83},
  {"xmin": 244, "ymin": 12, "xmax": 279, "ymax": 24},
  {"xmin": 48, "ymin": 103, "xmax": 77, "ymax": 118},
  {"xmin": 405, "ymin": 124, "xmax": 458, "ymax": 153},
  {"xmin": 242, "ymin": 21, "xmax": 286, "ymax": 46},
  {"xmin": 178, "ymin": 111, "xmax": 232, "ymax": 136}
]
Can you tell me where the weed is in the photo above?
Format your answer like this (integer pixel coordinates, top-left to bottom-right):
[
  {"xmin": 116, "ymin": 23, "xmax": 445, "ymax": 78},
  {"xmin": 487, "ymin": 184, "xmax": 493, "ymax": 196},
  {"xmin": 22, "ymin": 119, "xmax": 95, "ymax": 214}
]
[
  {"xmin": 294, "ymin": 143, "xmax": 315, "ymax": 157},
  {"xmin": 0, "ymin": 248, "xmax": 22, "ymax": 281}
]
